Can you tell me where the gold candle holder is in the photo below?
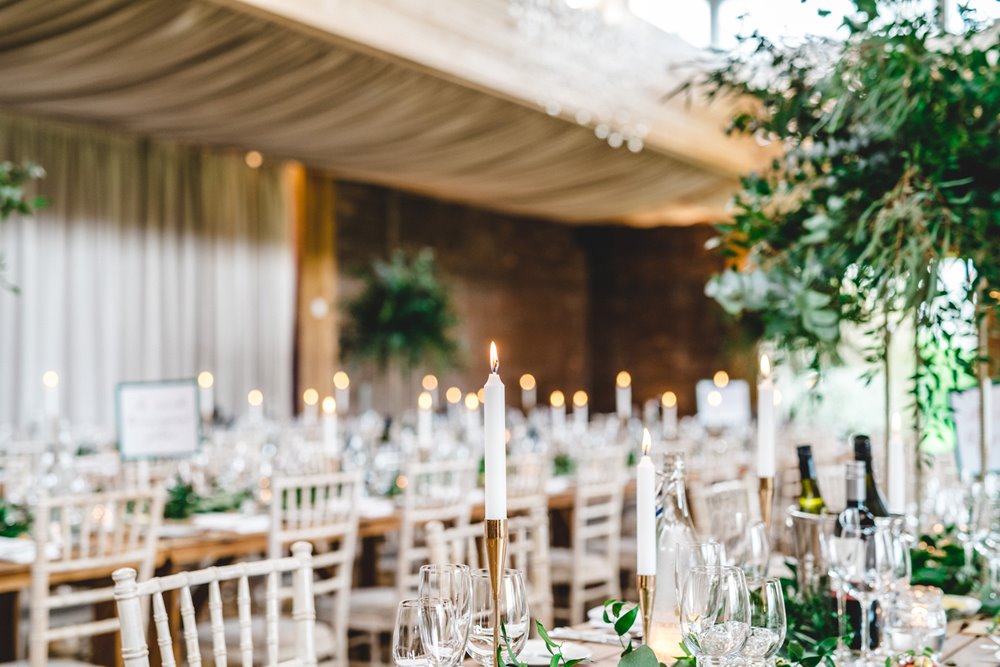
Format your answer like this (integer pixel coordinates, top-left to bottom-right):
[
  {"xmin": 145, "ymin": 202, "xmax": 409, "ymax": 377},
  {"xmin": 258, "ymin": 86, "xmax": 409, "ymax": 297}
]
[
  {"xmin": 485, "ymin": 518, "xmax": 508, "ymax": 665},
  {"xmin": 636, "ymin": 574, "xmax": 655, "ymax": 643},
  {"xmin": 758, "ymin": 476, "xmax": 774, "ymax": 528}
]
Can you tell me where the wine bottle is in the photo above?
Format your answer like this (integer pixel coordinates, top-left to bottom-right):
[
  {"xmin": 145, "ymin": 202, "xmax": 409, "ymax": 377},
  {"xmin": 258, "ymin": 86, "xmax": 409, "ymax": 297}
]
[
  {"xmin": 796, "ymin": 444, "xmax": 825, "ymax": 514},
  {"xmin": 834, "ymin": 461, "xmax": 880, "ymax": 651},
  {"xmin": 853, "ymin": 434, "xmax": 890, "ymax": 517}
]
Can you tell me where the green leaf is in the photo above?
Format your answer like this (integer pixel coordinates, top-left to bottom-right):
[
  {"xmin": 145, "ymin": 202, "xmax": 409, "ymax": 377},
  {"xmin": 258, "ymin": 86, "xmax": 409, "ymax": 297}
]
[
  {"xmin": 618, "ymin": 644, "xmax": 659, "ymax": 667},
  {"xmin": 614, "ymin": 606, "xmax": 639, "ymax": 637}
]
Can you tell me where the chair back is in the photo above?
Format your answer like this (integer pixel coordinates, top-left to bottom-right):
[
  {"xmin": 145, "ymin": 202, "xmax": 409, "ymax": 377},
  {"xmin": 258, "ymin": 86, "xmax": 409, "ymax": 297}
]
[
  {"xmin": 113, "ymin": 542, "xmax": 317, "ymax": 667},
  {"xmin": 571, "ymin": 447, "xmax": 627, "ymax": 579},
  {"xmin": 30, "ymin": 487, "xmax": 165, "ymax": 667},
  {"xmin": 507, "ymin": 454, "xmax": 549, "ymax": 515}
]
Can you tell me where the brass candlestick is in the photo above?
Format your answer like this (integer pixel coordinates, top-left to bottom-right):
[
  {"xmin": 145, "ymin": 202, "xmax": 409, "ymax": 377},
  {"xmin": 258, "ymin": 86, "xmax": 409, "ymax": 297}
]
[
  {"xmin": 636, "ymin": 574, "xmax": 655, "ymax": 643},
  {"xmin": 485, "ymin": 518, "xmax": 508, "ymax": 666},
  {"xmin": 758, "ymin": 476, "xmax": 774, "ymax": 528}
]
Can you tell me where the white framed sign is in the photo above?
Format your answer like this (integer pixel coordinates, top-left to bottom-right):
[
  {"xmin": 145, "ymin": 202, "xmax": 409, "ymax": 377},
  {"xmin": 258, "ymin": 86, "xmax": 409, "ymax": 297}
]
[
  {"xmin": 696, "ymin": 379, "xmax": 751, "ymax": 429},
  {"xmin": 949, "ymin": 382, "xmax": 1000, "ymax": 477},
  {"xmin": 116, "ymin": 379, "xmax": 200, "ymax": 460}
]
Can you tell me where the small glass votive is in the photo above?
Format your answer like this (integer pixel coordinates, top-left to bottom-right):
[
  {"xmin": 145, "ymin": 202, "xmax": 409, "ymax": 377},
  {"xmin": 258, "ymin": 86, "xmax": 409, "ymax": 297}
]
[{"xmin": 886, "ymin": 585, "xmax": 947, "ymax": 661}]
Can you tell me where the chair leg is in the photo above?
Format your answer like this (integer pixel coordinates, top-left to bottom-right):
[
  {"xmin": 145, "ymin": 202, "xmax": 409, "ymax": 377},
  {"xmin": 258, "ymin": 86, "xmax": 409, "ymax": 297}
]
[{"xmin": 368, "ymin": 631, "xmax": 379, "ymax": 667}]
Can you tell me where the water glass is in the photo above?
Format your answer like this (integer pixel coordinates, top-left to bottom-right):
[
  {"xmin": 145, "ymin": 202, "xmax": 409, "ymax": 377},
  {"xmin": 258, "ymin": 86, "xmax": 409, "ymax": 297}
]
[
  {"xmin": 679, "ymin": 565, "xmax": 750, "ymax": 666},
  {"xmin": 674, "ymin": 540, "xmax": 725, "ymax": 607},
  {"xmin": 419, "ymin": 564, "xmax": 473, "ymax": 646},
  {"xmin": 393, "ymin": 598, "xmax": 461, "ymax": 667},
  {"xmin": 466, "ymin": 569, "xmax": 530, "ymax": 666},
  {"xmin": 740, "ymin": 577, "xmax": 786, "ymax": 667},
  {"xmin": 886, "ymin": 586, "xmax": 947, "ymax": 660}
]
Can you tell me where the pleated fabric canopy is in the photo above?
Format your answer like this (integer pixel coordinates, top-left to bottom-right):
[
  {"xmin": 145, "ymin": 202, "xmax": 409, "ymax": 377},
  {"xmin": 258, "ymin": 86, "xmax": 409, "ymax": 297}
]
[{"xmin": 0, "ymin": 0, "xmax": 764, "ymax": 224}]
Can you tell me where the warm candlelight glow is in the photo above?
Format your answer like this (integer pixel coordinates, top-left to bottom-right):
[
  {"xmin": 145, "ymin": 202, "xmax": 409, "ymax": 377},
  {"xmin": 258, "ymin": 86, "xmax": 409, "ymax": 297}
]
[
  {"xmin": 713, "ymin": 370, "xmax": 730, "ymax": 388},
  {"xmin": 244, "ymin": 150, "xmax": 263, "ymax": 168},
  {"xmin": 616, "ymin": 370, "xmax": 632, "ymax": 388},
  {"xmin": 418, "ymin": 391, "xmax": 433, "ymax": 410},
  {"xmin": 572, "ymin": 390, "xmax": 588, "ymax": 407},
  {"xmin": 477, "ymin": 387, "xmax": 486, "ymax": 403},
  {"xmin": 197, "ymin": 371, "xmax": 213, "ymax": 389},
  {"xmin": 759, "ymin": 354, "xmax": 771, "ymax": 378},
  {"xmin": 550, "ymin": 390, "xmax": 565, "ymax": 408},
  {"xmin": 422, "ymin": 374, "xmax": 438, "ymax": 391},
  {"xmin": 519, "ymin": 373, "xmax": 536, "ymax": 391},
  {"xmin": 661, "ymin": 390, "xmax": 677, "ymax": 408},
  {"xmin": 707, "ymin": 390, "xmax": 723, "ymax": 407},
  {"xmin": 333, "ymin": 371, "xmax": 350, "ymax": 389},
  {"xmin": 322, "ymin": 396, "xmax": 336, "ymax": 414},
  {"xmin": 42, "ymin": 371, "xmax": 59, "ymax": 388},
  {"xmin": 303, "ymin": 388, "xmax": 318, "ymax": 406},
  {"xmin": 465, "ymin": 392, "xmax": 480, "ymax": 410},
  {"xmin": 248, "ymin": 389, "xmax": 263, "ymax": 407},
  {"xmin": 446, "ymin": 386, "xmax": 462, "ymax": 404},
  {"xmin": 641, "ymin": 428, "xmax": 651, "ymax": 455},
  {"xmin": 489, "ymin": 341, "xmax": 499, "ymax": 374}
]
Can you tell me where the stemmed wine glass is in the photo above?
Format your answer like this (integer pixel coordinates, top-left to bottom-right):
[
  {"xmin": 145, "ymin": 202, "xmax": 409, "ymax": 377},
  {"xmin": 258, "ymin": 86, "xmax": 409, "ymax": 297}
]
[
  {"xmin": 741, "ymin": 521, "xmax": 771, "ymax": 579},
  {"xmin": 739, "ymin": 577, "xmax": 786, "ymax": 667},
  {"xmin": 679, "ymin": 565, "xmax": 751, "ymax": 666},
  {"xmin": 419, "ymin": 564, "xmax": 473, "ymax": 647},
  {"xmin": 392, "ymin": 598, "xmax": 466, "ymax": 667},
  {"xmin": 674, "ymin": 541, "xmax": 725, "ymax": 609},
  {"xmin": 954, "ymin": 482, "xmax": 983, "ymax": 575},
  {"xmin": 466, "ymin": 569, "xmax": 530, "ymax": 666}
]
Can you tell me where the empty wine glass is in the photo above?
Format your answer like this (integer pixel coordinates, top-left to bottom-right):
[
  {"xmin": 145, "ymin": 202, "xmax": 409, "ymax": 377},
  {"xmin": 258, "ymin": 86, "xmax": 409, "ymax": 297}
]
[
  {"xmin": 419, "ymin": 598, "xmax": 467, "ymax": 667},
  {"xmin": 466, "ymin": 569, "xmax": 529, "ymax": 666},
  {"xmin": 674, "ymin": 540, "xmax": 725, "ymax": 608},
  {"xmin": 393, "ymin": 598, "xmax": 454, "ymax": 667},
  {"xmin": 419, "ymin": 564, "xmax": 472, "ymax": 647},
  {"xmin": 741, "ymin": 521, "xmax": 771, "ymax": 579},
  {"xmin": 679, "ymin": 565, "xmax": 750, "ymax": 666},
  {"xmin": 953, "ymin": 482, "xmax": 983, "ymax": 574},
  {"xmin": 740, "ymin": 577, "xmax": 786, "ymax": 667}
]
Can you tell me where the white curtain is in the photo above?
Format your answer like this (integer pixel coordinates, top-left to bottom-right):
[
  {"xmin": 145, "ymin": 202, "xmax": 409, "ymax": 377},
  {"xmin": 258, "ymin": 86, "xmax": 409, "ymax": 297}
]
[{"xmin": 0, "ymin": 112, "xmax": 296, "ymax": 430}]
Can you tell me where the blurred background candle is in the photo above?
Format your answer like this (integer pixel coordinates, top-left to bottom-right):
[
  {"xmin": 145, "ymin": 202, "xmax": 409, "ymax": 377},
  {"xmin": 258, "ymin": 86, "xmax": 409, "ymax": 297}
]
[
  {"xmin": 616, "ymin": 370, "xmax": 632, "ymax": 419},
  {"xmin": 572, "ymin": 390, "xmax": 588, "ymax": 433},
  {"xmin": 519, "ymin": 373, "xmax": 537, "ymax": 412},
  {"xmin": 197, "ymin": 371, "xmax": 214, "ymax": 423},
  {"xmin": 483, "ymin": 342, "xmax": 507, "ymax": 519},
  {"xmin": 422, "ymin": 374, "xmax": 439, "ymax": 407},
  {"xmin": 333, "ymin": 371, "xmax": 350, "ymax": 414},
  {"xmin": 418, "ymin": 390, "xmax": 433, "ymax": 447},
  {"xmin": 248, "ymin": 389, "xmax": 264, "ymax": 424},
  {"xmin": 756, "ymin": 355, "xmax": 775, "ymax": 478},
  {"xmin": 302, "ymin": 387, "xmax": 319, "ymax": 426},
  {"xmin": 321, "ymin": 396, "xmax": 338, "ymax": 454},
  {"xmin": 43, "ymin": 370, "xmax": 59, "ymax": 420},
  {"xmin": 636, "ymin": 428, "xmax": 655, "ymax": 575},
  {"xmin": 887, "ymin": 412, "xmax": 905, "ymax": 514},
  {"xmin": 446, "ymin": 385, "xmax": 462, "ymax": 423},
  {"xmin": 661, "ymin": 390, "xmax": 678, "ymax": 439},
  {"xmin": 465, "ymin": 392, "xmax": 480, "ymax": 439},
  {"xmin": 550, "ymin": 390, "xmax": 566, "ymax": 437}
]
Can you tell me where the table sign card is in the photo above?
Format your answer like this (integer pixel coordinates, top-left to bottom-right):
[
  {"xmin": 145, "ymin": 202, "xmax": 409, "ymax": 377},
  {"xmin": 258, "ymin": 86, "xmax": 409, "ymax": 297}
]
[
  {"xmin": 116, "ymin": 379, "xmax": 200, "ymax": 460},
  {"xmin": 695, "ymin": 379, "xmax": 751, "ymax": 429},
  {"xmin": 949, "ymin": 382, "xmax": 1000, "ymax": 477}
]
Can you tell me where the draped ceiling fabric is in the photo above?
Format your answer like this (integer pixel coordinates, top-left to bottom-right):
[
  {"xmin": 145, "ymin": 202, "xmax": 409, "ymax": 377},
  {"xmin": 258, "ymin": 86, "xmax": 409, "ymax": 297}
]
[
  {"xmin": 0, "ymin": 113, "xmax": 297, "ymax": 429},
  {"xmin": 0, "ymin": 0, "xmax": 762, "ymax": 225}
]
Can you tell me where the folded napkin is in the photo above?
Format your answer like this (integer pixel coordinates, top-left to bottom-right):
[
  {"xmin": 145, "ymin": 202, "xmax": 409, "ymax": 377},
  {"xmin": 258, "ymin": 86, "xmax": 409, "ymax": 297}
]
[
  {"xmin": 0, "ymin": 536, "xmax": 59, "ymax": 564},
  {"xmin": 545, "ymin": 477, "xmax": 570, "ymax": 495},
  {"xmin": 357, "ymin": 497, "xmax": 395, "ymax": 519},
  {"xmin": 191, "ymin": 513, "xmax": 270, "ymax": 534}
]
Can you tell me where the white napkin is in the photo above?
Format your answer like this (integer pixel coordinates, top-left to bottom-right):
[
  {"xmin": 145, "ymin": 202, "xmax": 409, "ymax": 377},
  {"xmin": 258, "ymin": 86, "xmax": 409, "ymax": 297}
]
[
  {"xmin": 191, "ymin": 513, "xmax": 270, "ymax": 534},
  {"xmin": 0, "ymin": 536, "xmax": 60, "ymax": 564},
  {"xmin": 357, "ymin": 497, "xmax": 395, "ymax": 519},
  {"xmin": 545, "ymin": 477, "xmax": 570, "ymax": 495}
]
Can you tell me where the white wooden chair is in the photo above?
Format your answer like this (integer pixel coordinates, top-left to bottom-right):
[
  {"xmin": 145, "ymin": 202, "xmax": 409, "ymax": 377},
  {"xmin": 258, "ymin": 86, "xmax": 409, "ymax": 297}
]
[
  {"xmin": 549, "ymin": 448, "xmax": 627, "ymax": 625},
  {"xmin": 113, "ymin": 541, "xmax": 317, "ymax": 667},
  {"xmin": 347, "ymin": 459, "xmax": 476, "ymax": 665},
  {"xmin": 506, "ymin": 454, "xmax": 550, "ymax": 515},
  {"xmin": 21, "ymin": 488, "xmax": 165, "ymax": 667},
  {"xmin": 425, "ymin": 506, "xmax": 553, "ymax": 628}
]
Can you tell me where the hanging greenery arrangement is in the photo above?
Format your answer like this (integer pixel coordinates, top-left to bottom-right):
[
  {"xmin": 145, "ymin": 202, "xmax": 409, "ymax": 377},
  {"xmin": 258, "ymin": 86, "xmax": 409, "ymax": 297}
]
[
  {"xmin": 340, "ymin": 249, "xmax": 459, "ymax": 372},
  {"xmin": 0, "ymin": 160, "xmax": 46, "ymax": 291}
]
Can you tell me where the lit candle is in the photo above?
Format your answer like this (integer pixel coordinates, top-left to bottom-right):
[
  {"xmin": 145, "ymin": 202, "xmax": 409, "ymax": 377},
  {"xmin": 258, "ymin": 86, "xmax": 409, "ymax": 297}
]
[
  {"xmin": 42, "ymin": 371, "xmax": 59, "ymax": 420},
  {"xmin": 197, "ymin": 371, "xmax": 214, "ymax": 423},
  {"xmin": 887, "ymin": 412, "xmax": 906, "ymax": 514},
  {"xmin": 756, "ymin": 355, "xmax": 776, "ymax": 477},
  {"xmin": 446, "ymin": 386, "xmax": 462, "ymax": 423},
  {"xmin": 483, "ymin": 342, "xmax": 507, "ymax": 520},
  {"xmin": 550, "ymin": 390, "xmax": 566, "ymax": 437},
  {"xmin": 333, "ymin": 371, "xmax": 350, "ymax": 414},
  {"xmin": 465, "ymin": 392, "xmax": 480, "ymax": 439},
  {"xmin": 248, "ymin": 389, "xmax": 264, "ymax": 424},
  {"xmin": 636, "ymin": 428, "xmax": 656, "ymax": 575},
  {"xmin": 418, "ymin": 391, "xmax": 433, "ymax": 447},
  {"xmin": 321, "ymin": 396, "xmax": 339, "ymax": 454},
  {"xmin": 302, "ymin": 388, "xmax": 319, "ymax": 426},
  {"xmin": 422, "ymin": 374, "xmax": 439, "ymax": 407},
  {"xmin": 616, "ymin": 371, "xmax": 632, "ymax": 420},
  {"xmin": 520, "ymin": 373, "xmax": 537, "ymax": 412},
  {"xmin": 661, "ymin": 391, "xmax": 678, "ymax": 439},
  {"xmin": 572, "ymin": 390, "xmax": 588, "ymax": 433}
]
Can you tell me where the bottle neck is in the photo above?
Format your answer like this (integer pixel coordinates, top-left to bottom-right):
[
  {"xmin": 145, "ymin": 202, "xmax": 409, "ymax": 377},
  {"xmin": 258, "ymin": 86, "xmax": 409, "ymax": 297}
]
[
  {"xmin": 798, "ymin": 455, "xmax": 817, "ymax": 482},
  {"xmin": 846, "ymin": 474, "xmax": 866, "ymax": 507},
  {"xmin": 659, "ymin": 468, "xmax": 691, "ymax": 523}
]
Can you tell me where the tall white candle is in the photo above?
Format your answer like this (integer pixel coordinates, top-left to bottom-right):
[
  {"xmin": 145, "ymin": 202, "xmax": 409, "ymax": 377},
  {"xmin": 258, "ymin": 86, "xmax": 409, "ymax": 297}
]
[
  {"xmin": 636, "ymin": 428, "xmax": 656, "ymax": 575},
  {"xmin": 661, "ymin": 391, "xmax": 678, "ymax": 439},
  {"xmin": 422, "ymin": 374, "xmax": 439, "ymax": 407},
  {"xmin": 197, "ymin": 371, "xmax": 214, "ymax": 423},
  {"xmin": 333, "ymin": 371, "xmax": 350, "ymax": 414},
  {"xmin": 302, "ymin": 388, "xmax": 319, "ymax": 426},
  {"xmin": 321, "ymin": 396, "xmax": 339, "ymax": 454},
  {"xmin": 248, "ymin": 389, "xmax": 264, "ymax": 424},
  {"xmin": 484, "ymin": 342, "xmax": 507, "ymax": 520},
  {"xmin": 887, "ymin": 412, "xmax": 906, "ymax": 514},
  {"xmin": 756, "ymin": 355, "xmax": 776, "ymax": 478},
  {"xmin": 465, "ymin": 393, "xmax": 480, "ymax": 438},
  {"xmin": 982, "ymin": 376, "xmax": 993, "ymax": 474},
  {"xmin": 520, "ymin": 374, "xmax": 537, "ymax": 412},
  {"xmin": 572, "ymin": 390, "xmax": 588, "ymax": 433},
  {"xmin": 616, "ymin": 371, "xmax": 632, "ymax": 420},
  {"xmin": 42, "ymin": 371, "xmax": 60, "ymax": 420},
  {"xmin": 550, "ymin": 390, "xmax": 566, "ymax": 437},
  {"xmin": 418, "ymin": 391, "xmax": 433, "ymax": 447}
]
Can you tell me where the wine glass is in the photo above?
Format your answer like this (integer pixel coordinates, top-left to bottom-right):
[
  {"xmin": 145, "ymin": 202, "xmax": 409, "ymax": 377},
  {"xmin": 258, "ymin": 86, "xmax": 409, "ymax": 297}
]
[
  {"xmin": 827, "ymin": 525, "xmax": 895, "ymax": 666},
  {"xmin": 393, "ymin": 598, "xmax": 444, "ymax": 667},
  {"xmin": 674, "ymin": 541, "xmax": 725, "ymax": 609},
  {"xmin": 466, "ymin": 569, "xmax": 530, "ymax": 666},
  {"xmin": 679, "ymin": 565, "xmax": 750, "ymax": 666},
  {"xmin": 419, "ymin": 564, "xmax": 472, "ymax": 647},
  {"xmin": 974, "ymin": 495, "xmax": 1000, "ymax": 603},
  {"xmin": 953, "ymin": 482, "xmax": 983, "ymax": 574},
  {"xmin": 418, "ymin": 598, "xmax": 467, "ymax": 667},
  {"xmin": 740, "ymin": 521, "xmax": 771, "ymax": 579},
  {"xmin": 739, "ymin": 577, "xmax": 786, "ymax": 667}
]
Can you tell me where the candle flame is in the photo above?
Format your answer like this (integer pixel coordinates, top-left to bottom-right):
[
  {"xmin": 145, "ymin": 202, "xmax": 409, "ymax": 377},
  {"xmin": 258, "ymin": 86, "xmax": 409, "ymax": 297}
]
[
  {"xmin": 197, "ymin": 371, "xmax": 213, "ymax": 389},
  {"xmin": 641, "ymin": 428, "xmax": 651, "ymax": 455},
  {"xmin": 550, "ymin": 390, "xmax": 565, "ymax": 408},
  {"xmin": 333, "ymin": 371, "xmax": 350, "ymax": 389},
  {"xmin": 418, "ymin": 391, "xmax": 433, "ymax": 410},
  {"xmin": 713, "ymin": 370, "xmax": 730, "ymax": 388},
  {"xmin": 445, "ymin": 386, "xmax": 462, "ymax": 404},
  {"xmin": 248, "ymin": 389, "xmax": 263, "ymax": 407},
  {"xmin": 759, "ymin": 354, "xmax": 771, "ymax": 378},
  {"xmin": 422, "ymin": 374, "xmax": 438, "ymax": 391},
  {"xmin": 302, "ymin": 388, "xmax": 318, "ymax": 406},
  {"xmin": 661, "ymin": 391, "xmax": 677, "ymax": 408},
  {"xmin": 572, "ymin": 390, "xmax": 588, "ymax": 407},
  {"xmin": 616, "ymin": 370, "xmax": 631, "ymax": 388},
  {"xmin": 489, "ymin": 341, "xmax": 499, "ymax": 374},
  {"xmin": 519, "ymin": 373, "xmax": 536, "ymax": 391},
  {"xmin": 42, "ymin": 371, "xmax": 59, "ymax": 388},
  {"xmin": 322, "ymin": 396, "xmax": 336, "ymax": 414}
]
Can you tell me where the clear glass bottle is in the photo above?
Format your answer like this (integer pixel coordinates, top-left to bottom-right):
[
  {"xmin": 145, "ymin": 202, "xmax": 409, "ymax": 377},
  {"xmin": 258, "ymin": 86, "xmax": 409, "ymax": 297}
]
[{"xmin": 648, "ymin": 452, "xmax": 697, "ymax": 664}]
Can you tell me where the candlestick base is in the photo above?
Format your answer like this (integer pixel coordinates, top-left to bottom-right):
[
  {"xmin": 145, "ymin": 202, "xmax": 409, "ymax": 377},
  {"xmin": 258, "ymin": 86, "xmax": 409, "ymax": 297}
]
[
  {"xmin": 758, "ymin": 476, "xmax": 774, "ymax": 529},
  {"xmin": 636, "ymin": 574, "xmax": 655, "ymax": 644},
  {"xmin": 485, "ymin": 518, "xmax": 508, "ymax": 666}
]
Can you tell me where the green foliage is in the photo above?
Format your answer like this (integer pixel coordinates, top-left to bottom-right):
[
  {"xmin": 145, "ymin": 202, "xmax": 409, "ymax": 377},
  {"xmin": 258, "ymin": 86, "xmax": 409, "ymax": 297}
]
[
  {"xmin": 909, "ymin": 530, "xmax": 976, "ymax": 595},
  {"xmin": 340, "ymin": 249, "xmax": 459, "ymax": 371},
  {"xmin": 0, "ymin": 160, "xmax": 46, "ymax": 292},
  {"xmin": 163, "ymin": 477, "xmax": 252, "ymax": 520},
  {"xmin": 776, "ymin": 561, "xmax": 848, "ymax": 666},
  {"xmin": 0, "ymin": 499, "xmax": 30, "ymax": 537}
]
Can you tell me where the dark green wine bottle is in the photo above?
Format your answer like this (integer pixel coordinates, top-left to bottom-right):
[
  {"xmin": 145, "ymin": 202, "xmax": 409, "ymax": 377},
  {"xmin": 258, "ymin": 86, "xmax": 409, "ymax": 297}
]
[
  {"xmin": 853, "ymin": 434, "xmax": 890, "ymax": 517},
  {"xmin": 796, "ymin": 445, "xmax": 826, "ymax": 514}
]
